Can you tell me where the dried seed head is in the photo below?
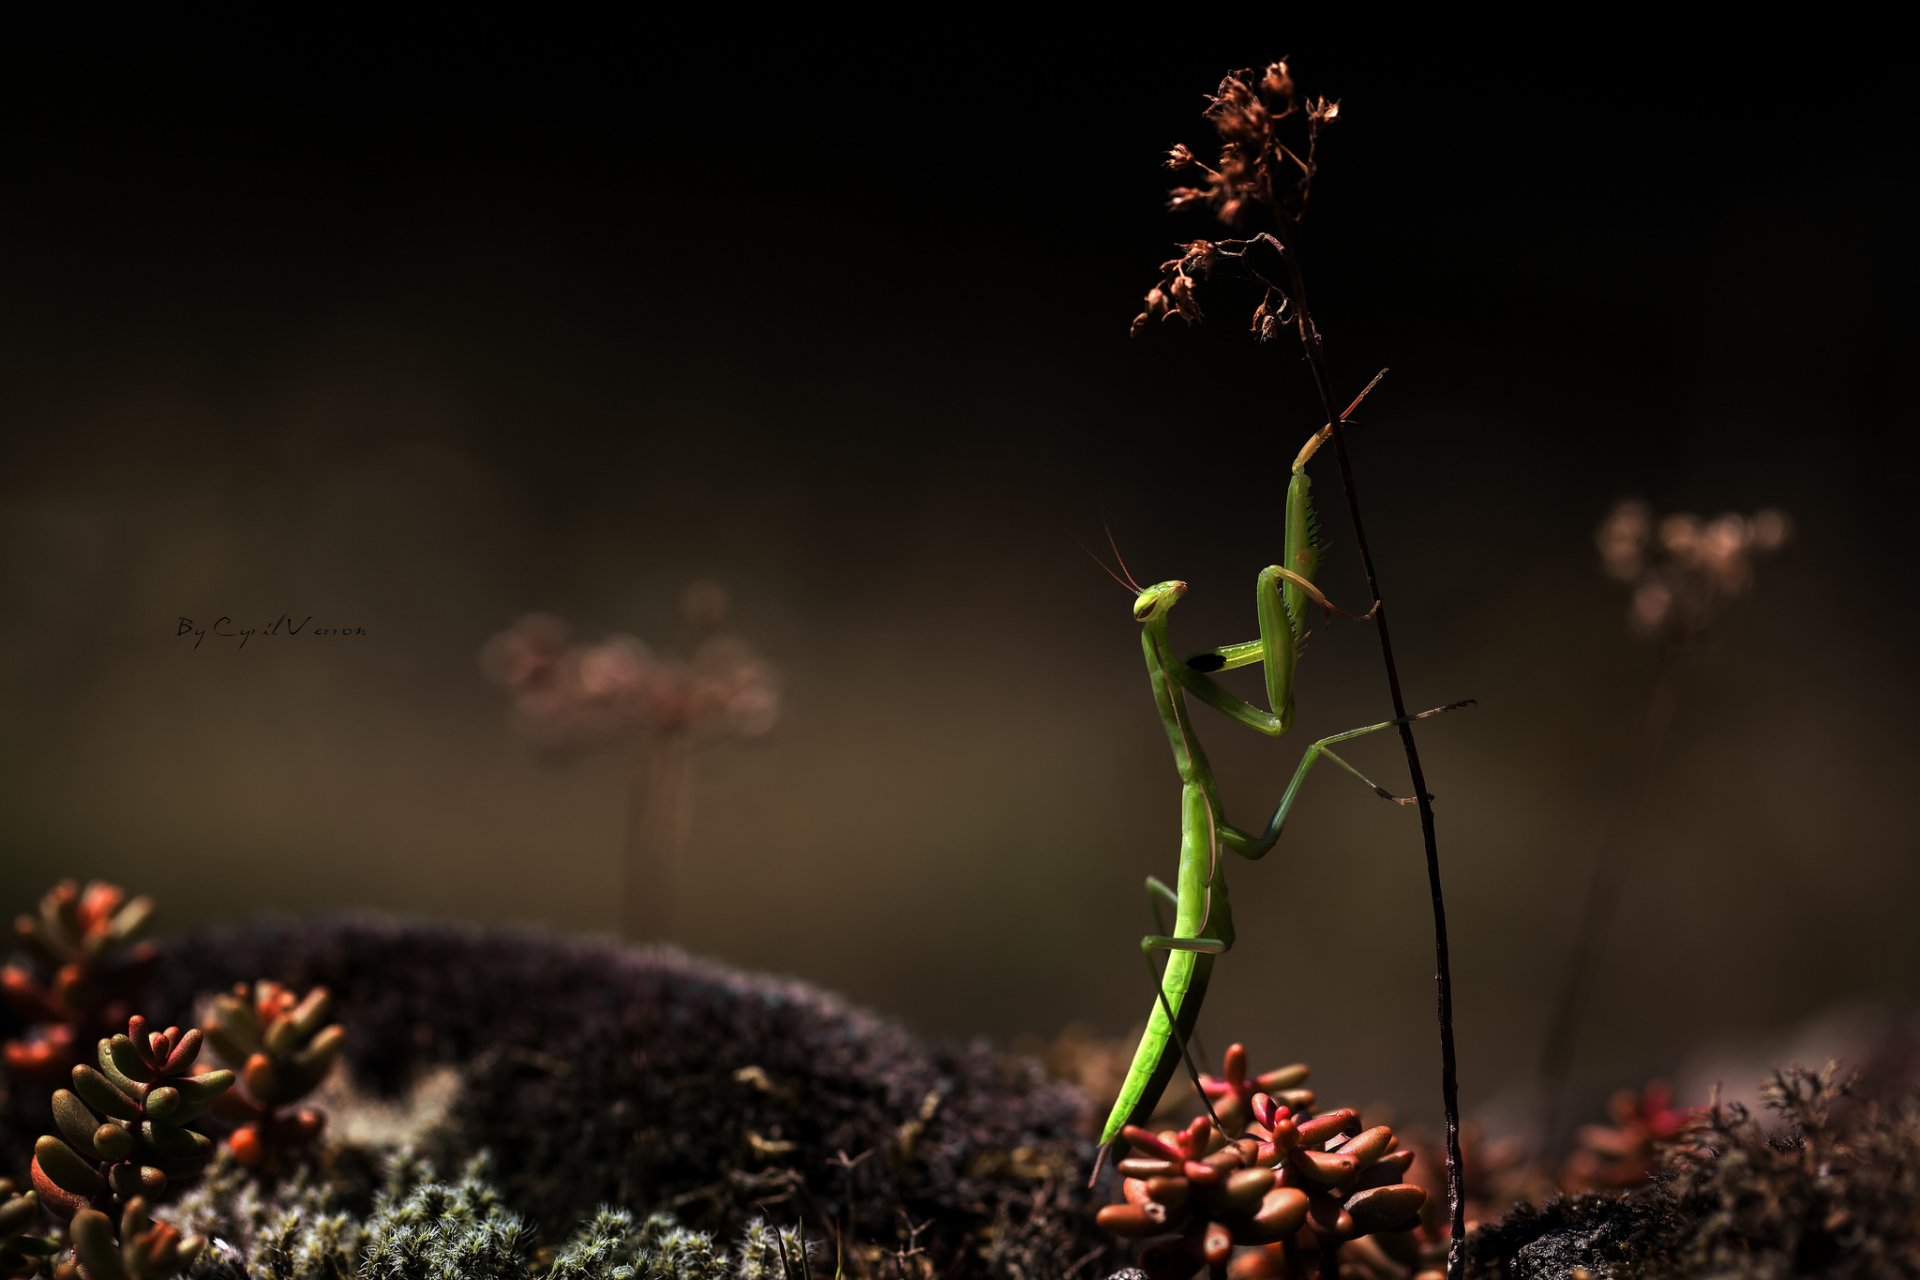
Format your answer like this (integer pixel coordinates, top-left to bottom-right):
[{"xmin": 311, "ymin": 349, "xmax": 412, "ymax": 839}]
[
  {"xmin": 1262, "ymin": 61, "xmax": 1294, "ymax": 100},
  {"xmin": 1133, "ymin": 58, "xmax": 1338, "ymax": 338},
  {"xmin": 1169, "ymin": 273, "xmax": 1204, "ymax": 322}
]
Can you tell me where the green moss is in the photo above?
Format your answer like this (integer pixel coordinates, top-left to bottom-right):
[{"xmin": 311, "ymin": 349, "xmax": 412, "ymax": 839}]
[{"xmin": 176, "ymin": 1150, "xmax": 815, "ymax": 1280}]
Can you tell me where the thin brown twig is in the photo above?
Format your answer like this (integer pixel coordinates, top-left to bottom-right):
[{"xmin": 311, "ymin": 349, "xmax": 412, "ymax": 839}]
[{"xmin": 1277, "ymin": 218, "xmax": 1468, "ymax": 1280}]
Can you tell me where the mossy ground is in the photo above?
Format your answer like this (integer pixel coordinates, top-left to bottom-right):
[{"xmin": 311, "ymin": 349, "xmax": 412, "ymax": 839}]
[
  {"xmin": 9, "ymin": 921, "xmax": 1920, "ymax": 1279},
  {"xmin": 1469, "ymin": 1066, "xmax": 1920, "ymax": 1279},
  {"xmin": 3, "ymin": 917, "xmax": 1119, "ymax": 1280}
]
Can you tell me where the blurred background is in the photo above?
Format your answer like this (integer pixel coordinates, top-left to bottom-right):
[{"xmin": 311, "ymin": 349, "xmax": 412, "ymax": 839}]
[{"xmin": 1, "ymin": 23, "xmax": 1915, "ymax": 1128}]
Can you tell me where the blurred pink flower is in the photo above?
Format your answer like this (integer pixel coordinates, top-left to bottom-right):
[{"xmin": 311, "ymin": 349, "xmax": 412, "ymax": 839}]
[
  {"xmin": 575, "ymin": 636, "xmax": 653, "ymax": 704},
  {"xmin": 478, "ymin": 613, "xmax": 571, "ymax": 691},
  {"xmin": 479, "ymin": 593, "xmax": 780, "ymax": 754},
  {"xmin": 1596, "ymin": 499, "xmax": 1652, "ymax": 583},
  {"xmin": 1597, "ymin": 500, "xmax": 1792, "ymax": 641}
]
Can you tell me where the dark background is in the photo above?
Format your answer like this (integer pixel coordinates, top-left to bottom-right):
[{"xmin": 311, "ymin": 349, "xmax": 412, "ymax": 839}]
[{"xmin": 2, "ymin": 23, "xmax": 1915, "ymax": 1128}]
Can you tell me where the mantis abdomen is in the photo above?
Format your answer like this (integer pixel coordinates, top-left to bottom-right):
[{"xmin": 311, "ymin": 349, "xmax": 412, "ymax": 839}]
[{"xmin": 1098, "ymin": 781, "xmax": 1230, "ymax": 1149}]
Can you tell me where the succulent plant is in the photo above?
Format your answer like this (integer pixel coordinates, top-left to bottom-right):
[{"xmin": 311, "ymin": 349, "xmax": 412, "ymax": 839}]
[
  {"xmin": 1098, "ymin": 1115, "xmax": 1305, "ymax": 1277},
  {"xmin": 1560, "ymin": 1079, "xmax": 1695, "ymax": 1193},
  {"xmin": 1, "ymin": 1180, "xmax": 59, "ymax": 1279},
  {"xmin": 203, "ymin": 982, "xmax": 344, "ymax": 1167},
  {"xmin": 30, "ymin": 1016, "xmax": 233, "ymax": 1218},
  {"xmin": 1098, "ymin": 1084, "xmax": 1428, "ymax": 1280},
  {"xmin": 57, "ymin": 1200, "xmax": 202, "ymax": 1280},
  {"xmin": 3, "ymin": 883, "xmax": 156, "ymax": 1080},
  {"xmin": 1196, "ymin": 1045, "xmax": 1314, "ymax": 1138}
]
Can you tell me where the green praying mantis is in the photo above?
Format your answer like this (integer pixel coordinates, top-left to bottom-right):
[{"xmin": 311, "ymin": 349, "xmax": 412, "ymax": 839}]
[{"xmin": 1090, "ymin": 396, "xmax": 1469, "ymax": 1178}]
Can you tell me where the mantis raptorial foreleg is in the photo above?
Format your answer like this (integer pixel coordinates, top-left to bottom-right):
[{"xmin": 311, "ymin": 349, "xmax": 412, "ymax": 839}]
[{"xmin": 1186, "ymin": 569, "xmax": 1379, "ymax": 678}]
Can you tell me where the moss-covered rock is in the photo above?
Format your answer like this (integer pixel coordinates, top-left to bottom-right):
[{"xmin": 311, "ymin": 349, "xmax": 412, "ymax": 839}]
[{"xmin": 121, "ymin": 917, "xmax": 1114, "ymax": 1280}]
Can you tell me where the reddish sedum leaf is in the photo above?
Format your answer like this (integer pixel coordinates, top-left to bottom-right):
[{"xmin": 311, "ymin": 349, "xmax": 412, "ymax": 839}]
[{"xmin": 206, "ymin": 980, "xmax": 344, "ymax": 1168}]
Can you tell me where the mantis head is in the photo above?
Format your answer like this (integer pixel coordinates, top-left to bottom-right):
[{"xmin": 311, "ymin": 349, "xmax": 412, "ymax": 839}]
[{"xmin": 1132, "ymin": 580, "xmax": 1188, "ymax": 623}]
